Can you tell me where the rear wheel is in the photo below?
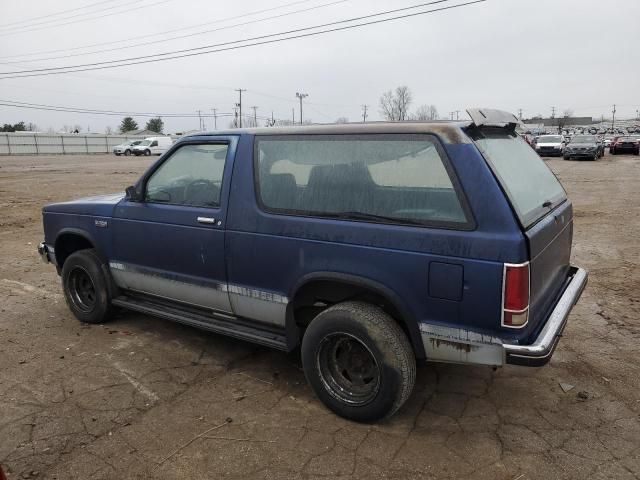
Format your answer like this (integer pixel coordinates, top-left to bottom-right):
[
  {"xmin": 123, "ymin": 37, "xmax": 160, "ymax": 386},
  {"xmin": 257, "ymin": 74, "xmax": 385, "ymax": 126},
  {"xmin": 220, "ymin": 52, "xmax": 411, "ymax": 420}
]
[
  {"xmin": 61, "ymin": 249, "xmax": 113, "ymax": 324},
  {"xmin": 301, "ymin": 301, "xmax": 416, "ymax": 422},
  {"xmin": 124, "ymin": 149, "xmax": 131, "ymax": 156},
  {"xmin": 144, "ymin": 149, "xmax": 151, "ymax": 156}
]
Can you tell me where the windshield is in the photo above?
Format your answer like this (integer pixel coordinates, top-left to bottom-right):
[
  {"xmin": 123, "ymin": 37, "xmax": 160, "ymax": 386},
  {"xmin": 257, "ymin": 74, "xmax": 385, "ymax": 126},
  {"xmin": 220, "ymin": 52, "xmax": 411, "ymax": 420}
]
[
  {"xmin": 472, "ymin": 131, "xmax": 567, "ymax": 228},
  {"xmin": 539, "ymin": 136, "xmax": 562, "ymax": 143},
  {"xmin": 571, "ymin": 136, "xmax": 596, "ymax": 143},
  {"xmin": 138, "ymin": 140, "xmax": 151, "ymax": 146}
]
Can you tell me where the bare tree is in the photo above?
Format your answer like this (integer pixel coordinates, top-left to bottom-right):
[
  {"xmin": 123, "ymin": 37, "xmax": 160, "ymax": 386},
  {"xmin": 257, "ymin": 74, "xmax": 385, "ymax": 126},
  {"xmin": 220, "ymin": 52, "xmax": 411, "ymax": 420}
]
[
  {"xmin": 379, "ymin": 86, "xmax": 413, "ymax": 121},
  {"xmin": 105, "ymin": 126, "xmax": 114, "ymax": 135},
  {"xmin": 557, "ymin": 109, "xmax": 574, "ymax": 132},
  {"xmin": 411, "ymin": 104, "xmax": 439, "ymax": 121},
  {"xmin": 335, "ymin": 117, "xmax": 349, "ymax": 124}
]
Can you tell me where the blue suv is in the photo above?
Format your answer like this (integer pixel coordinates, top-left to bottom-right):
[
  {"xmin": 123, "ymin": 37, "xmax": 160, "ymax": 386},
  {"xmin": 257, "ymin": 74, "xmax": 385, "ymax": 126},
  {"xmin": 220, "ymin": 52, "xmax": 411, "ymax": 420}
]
[{"xmin": 38, "ymin": 109, "xmax": 587, "ymax": 422}]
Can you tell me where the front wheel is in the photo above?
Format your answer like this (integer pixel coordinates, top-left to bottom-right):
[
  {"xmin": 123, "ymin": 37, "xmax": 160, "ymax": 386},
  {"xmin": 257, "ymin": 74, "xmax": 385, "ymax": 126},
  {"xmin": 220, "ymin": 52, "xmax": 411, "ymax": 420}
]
[
  {"xmin": 301, "ymin": 301, "xmax": 416, "ymax": 422},
  {"xmin": 144, "ymin": 149, "xmax": 151, "ymax": 156},
  {"xmin": 61, "ymin": 249, "xmax": 113, "ymax": 324},
  {"xmin": 124, "ymin": 149, "xmax": 131, "ymax": 156}
]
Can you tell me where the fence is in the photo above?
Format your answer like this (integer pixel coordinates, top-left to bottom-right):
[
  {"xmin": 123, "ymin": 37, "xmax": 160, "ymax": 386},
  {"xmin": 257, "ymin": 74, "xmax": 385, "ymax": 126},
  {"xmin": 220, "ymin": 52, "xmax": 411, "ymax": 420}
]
[{"xmin": 0, "ymin": 133, "xmax": 162, "ymax": 155}]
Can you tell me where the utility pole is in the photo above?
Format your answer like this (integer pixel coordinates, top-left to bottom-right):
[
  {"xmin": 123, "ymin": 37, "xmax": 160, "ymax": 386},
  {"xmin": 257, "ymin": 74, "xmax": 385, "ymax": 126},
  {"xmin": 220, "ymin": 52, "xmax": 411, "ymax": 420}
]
[
  {"xmin": 518, "ymin": 108, "xmax": 523, "ymax": 120},
  {"xmin": 612, "ymin": 104, "xmax": 616, "ymax": 130},
  {"xmin": 551, "ymin": 106, "xmax": 556, "ymax": 118},
  {"xmin": 251, "ymin": 106, "xmax": 258, "ymax": 127},
  {"xmin": 196, "ymin": 110, "xmax": 203, "ymax": 130},
  {"xmin": 271, "ymin": 111, "xmax": 275, "ymax": 126},
  {"xmin": 211, "ymin": 108, "xmax": 218, "ymax": 130},
  {"xmin": 235, "ymin": 88, "xmax": 246, "ymax": 128},
  {"xmin": 454, "ymin": 110, "xmax": 460, "ymax": 121},
  {"xmin": 449, "ymin": 112, "xmax": 454, "ymax": 120},
  {"xmin": 362, "ymin": 105, "xmax": 369, "ymax": 122},
  {"xmin": 232, "ymin": 106, "xmax": 239, "ymax": 128},
  {"xmin": 296, "ymin": 92, "xmax": 308, "ymax": 125},
  {"xmin": 292, "ymin": 108, "xmax": 295, "ymax": 124}
]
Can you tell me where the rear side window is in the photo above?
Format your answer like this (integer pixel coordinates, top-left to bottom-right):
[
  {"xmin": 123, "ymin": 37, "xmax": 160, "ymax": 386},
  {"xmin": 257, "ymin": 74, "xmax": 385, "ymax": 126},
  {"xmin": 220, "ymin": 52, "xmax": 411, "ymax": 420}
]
[
  {"xmin": 472, "ymin": 131, "xmax": 567, "ymax": 228},
  {"xmin": 255, "ymin": 135, "xmax": 470, "ymax": 227}
]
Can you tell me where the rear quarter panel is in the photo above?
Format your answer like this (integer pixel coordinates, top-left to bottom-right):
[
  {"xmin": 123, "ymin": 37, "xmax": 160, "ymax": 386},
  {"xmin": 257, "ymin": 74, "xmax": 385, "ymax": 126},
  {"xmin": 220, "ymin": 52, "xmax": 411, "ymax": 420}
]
[{"xmin": 225, "ymin": 134, "xmax": 531, "ymax": 356}]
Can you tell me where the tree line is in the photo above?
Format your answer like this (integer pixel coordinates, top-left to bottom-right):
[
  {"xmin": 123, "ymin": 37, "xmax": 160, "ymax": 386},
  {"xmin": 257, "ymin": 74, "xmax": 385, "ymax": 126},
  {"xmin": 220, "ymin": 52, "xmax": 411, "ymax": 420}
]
[{"xmin": 119, "ymin": 117, "xmax": 164, "ymax": 134}]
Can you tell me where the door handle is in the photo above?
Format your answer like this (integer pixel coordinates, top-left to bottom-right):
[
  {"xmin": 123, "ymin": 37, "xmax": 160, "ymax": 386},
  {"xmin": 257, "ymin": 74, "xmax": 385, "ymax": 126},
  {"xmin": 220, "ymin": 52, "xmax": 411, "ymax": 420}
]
[{"xmin": 197, "ymin": 216, "xmax": 216, "ymax": 224}]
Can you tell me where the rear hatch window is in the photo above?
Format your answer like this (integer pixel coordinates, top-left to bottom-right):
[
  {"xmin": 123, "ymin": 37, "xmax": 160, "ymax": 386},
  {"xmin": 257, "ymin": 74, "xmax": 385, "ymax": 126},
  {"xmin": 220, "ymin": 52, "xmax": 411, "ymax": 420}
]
[{"xmin": 471, "ymin": 130, "xmax": 567, "ymax": 228}]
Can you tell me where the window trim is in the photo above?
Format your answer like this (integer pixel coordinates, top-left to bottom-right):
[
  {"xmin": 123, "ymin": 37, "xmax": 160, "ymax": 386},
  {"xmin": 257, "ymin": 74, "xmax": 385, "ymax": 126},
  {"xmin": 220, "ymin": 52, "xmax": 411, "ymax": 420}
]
[
  {"xmin": 252, "ymin": 133, "xmax": 476, "ymax": 231},
  {"xmin": 142, "ymin": 140, "xmax": 230, "ymax": 210}
]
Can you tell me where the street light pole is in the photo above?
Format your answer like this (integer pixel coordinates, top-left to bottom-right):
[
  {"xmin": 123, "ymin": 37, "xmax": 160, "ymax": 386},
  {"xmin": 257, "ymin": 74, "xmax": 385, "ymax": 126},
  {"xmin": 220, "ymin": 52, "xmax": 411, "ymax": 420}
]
[{"xmin": 296, "ymin": 92, "xmax": 308, "ymax": 125}]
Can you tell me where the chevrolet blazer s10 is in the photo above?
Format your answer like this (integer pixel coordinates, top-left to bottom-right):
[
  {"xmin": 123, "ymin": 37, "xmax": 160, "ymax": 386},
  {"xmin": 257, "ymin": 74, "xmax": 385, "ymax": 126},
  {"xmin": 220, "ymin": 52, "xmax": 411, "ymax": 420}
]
[{"xmin": 38, "ymin": 108, "xmax": 588, "ymax": 422}]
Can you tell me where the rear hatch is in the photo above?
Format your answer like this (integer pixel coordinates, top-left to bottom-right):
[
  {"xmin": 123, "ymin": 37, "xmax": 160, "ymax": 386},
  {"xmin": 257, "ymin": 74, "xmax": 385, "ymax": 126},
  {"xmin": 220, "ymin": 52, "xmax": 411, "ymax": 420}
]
[{"xmin": 470, "ymin": 128, "xmax": 572, "ymax": 338}]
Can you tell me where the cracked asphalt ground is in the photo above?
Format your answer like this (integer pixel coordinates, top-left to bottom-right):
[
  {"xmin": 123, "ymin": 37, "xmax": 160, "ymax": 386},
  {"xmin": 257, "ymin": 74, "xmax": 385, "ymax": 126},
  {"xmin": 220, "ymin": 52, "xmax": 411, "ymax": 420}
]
[{"xmin": 1, "ymin": 152, "xmax": 639, "ymax": 480}]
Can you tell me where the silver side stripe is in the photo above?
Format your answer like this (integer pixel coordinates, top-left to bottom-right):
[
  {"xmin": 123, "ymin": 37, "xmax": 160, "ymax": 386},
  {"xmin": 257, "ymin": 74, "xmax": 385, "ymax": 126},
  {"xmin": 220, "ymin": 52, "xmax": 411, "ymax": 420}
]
[
  {"xmin": 226, "ymin": 285, "xmax": 288, "ymax": 304},
  {"xmin": 108, "ymin": 261, "xmax": 288, "ymax": 305}
]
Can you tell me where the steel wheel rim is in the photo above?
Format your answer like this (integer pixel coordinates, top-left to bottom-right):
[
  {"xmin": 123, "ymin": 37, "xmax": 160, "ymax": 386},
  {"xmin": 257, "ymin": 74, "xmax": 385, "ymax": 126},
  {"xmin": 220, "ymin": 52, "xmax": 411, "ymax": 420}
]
[
  {"xmin": 316, "ymin": 332, "xmax": 380, "ymax": 406},
  {"xmin": 68, "ymin": 266, "xmax": 97, "ymax": 313}
]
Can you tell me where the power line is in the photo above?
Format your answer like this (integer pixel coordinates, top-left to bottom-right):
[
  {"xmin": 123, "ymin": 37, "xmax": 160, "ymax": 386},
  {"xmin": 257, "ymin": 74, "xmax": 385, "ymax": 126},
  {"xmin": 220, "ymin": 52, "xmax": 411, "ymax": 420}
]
[
  {"xmin": 0, "ymin": 0, "xmax": 319, "ymax": 60},
  {"xmin": 0, "ymin": 0, "xmax": 486, "ymax": 79},
  {"xmin": 0, "ymin": 98, "xmax": 239, "ymax": 118},
  {"xmin": 0, "ymin": 0, "xmax": 346, "ymax": 64},
  {"xmin": 0, "ymin": 0, "xmax": 123, "ymax": 29},
  {"xmin": 0, "ymin": 0, "xmax": 175, "ymax": 37},
  {"xmin": 0, "ymin": 0, "xmax": 142, "ymax": 33}
]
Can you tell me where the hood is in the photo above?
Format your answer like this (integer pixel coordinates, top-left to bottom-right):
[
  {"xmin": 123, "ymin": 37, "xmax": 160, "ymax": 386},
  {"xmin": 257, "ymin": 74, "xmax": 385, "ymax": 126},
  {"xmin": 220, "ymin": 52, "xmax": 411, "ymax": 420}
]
[
  {"xmin": 567, "ymin": 142, "xmax": 597, "ymax": 148},
  {"xmin": 43, "ymin": 192, "xmax": 124, "ymax": 216}
]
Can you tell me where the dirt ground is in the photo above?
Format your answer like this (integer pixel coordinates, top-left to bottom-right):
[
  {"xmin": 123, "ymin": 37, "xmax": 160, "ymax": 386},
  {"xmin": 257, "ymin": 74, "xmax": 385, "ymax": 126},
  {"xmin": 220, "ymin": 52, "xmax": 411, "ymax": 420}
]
[{"xmin": 1, "ymin": 152, "xmax": 639, "ymax": 480}]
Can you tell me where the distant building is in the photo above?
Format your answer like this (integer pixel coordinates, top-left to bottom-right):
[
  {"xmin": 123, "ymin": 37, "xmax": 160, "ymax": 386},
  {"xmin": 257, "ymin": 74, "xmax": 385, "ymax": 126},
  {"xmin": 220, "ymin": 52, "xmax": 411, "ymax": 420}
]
[
  {"xmin": 123, "ymin": 129, "xmax": 160, "ymax": 136},
  {"xmin": 523, "ymin": 117, "xmax": 594, "ymax": 127}
]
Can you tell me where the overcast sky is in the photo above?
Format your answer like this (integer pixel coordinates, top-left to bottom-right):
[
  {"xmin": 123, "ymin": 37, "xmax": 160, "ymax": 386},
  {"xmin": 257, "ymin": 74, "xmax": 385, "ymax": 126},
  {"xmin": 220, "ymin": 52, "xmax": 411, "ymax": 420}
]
[{"xmin": 1, "ymin": 0, "xmax": 638, "ymax": 133}]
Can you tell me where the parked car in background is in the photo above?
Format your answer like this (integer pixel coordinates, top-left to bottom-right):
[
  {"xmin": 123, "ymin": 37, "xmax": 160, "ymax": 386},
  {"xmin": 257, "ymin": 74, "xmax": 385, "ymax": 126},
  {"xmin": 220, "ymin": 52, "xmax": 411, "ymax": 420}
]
[
  {"xmin": 113, "ymin": 140, "xmax": 143, "ymax": 156},
  {"xmin": 564, "ymin": 135, "xmax": 603, "ymax": 160},
  {"xmin": 534, "ymin": 135, "xmax": 565, "ymax": 157},
  {"xmin": 131, "ymin": 136, "xmax": 173, "ymax": 156},
  {"xmin": 37, "ymin": 108, "xmax": 587, "ymax": 422},
  {"xmin": 604, "ymin": 136, "xmax": 615, "ymax": 149},
  {"xmin": 610, "ymin": 136, "xmax": 640, "ymax": 155}
]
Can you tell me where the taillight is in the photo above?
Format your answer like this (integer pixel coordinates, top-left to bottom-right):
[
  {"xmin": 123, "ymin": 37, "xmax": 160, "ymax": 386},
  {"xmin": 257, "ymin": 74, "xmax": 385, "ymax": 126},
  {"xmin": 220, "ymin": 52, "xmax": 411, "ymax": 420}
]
[{"xmin": 502, "ymin": 262, "xmax": 530, "ymax": 328}]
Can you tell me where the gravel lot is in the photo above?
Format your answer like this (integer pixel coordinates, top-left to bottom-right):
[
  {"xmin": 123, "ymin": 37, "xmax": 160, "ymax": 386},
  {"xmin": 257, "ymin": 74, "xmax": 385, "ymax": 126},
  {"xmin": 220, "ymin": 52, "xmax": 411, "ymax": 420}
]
[{"xmin": 1, "ymin": 152, "xmax": 639, "ymax": 480}]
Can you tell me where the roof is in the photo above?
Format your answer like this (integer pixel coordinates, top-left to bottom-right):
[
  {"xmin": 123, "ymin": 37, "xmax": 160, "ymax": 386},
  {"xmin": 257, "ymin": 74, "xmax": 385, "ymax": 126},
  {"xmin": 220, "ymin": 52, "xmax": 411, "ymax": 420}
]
[{"xmin": 186, "ymin": 121, "xmax": 474, "ymax": 145}]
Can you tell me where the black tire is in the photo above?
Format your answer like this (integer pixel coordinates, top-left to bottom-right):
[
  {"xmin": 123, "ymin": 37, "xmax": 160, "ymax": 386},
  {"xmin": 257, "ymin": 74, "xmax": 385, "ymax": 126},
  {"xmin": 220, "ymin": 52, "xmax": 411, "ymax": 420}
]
[
  {"xmin": 144, "ymin": 149, "xmax": 151, "ymax": 156},
  {"xmin": 592, "ymin": 153, "xmax": 598, "ymax": 161},
  {"xmin": 301, "ymin": 301, "xmax": 416, "ymax": 422},
  {"xmin": 611, "ymin": 149, "xmax": 617, "ymax": 155},
  {"xmin": 563, "ymin": 155, "xmax": 570, "ymax": 160},
  {"xmin": 124, "ymin": 149, "xmax": 131, "ymax": 156},
  {"xmin": 114, "ymin": 153, "xmax": 120, "ymax": 156},
  {"xmin": 61, "ymin": 249, "xmax": 112, "ymax": 324}
]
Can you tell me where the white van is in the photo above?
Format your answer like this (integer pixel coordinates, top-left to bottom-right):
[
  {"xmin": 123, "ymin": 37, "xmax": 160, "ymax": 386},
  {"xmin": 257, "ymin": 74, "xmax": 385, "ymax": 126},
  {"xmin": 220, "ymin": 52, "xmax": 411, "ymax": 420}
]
[{"xmin": 131, "ymin": 136, "xmax": 173, "ymax": 156}]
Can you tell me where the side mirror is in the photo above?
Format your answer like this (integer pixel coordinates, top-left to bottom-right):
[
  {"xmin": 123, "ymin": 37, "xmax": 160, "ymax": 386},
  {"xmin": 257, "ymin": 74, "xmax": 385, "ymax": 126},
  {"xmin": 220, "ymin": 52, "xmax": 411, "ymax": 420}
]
[{"xmin": 125, "ymin": 185, "xmax": 142, "ymax": 202}]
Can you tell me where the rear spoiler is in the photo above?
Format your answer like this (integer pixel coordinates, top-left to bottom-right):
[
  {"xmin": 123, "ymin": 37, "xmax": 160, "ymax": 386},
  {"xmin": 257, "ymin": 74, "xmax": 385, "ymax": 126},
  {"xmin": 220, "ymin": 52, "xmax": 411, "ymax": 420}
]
[{"xmin": 466, "ymin": 108, "xmax": 521, "ymax": 130}]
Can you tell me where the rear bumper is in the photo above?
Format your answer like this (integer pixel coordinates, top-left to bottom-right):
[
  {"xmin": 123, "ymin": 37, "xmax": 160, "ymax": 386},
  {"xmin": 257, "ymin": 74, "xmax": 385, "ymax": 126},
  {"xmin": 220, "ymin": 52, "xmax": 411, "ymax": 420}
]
[
  {"xmin": 419, "ymin": 266, "xmax": 588, "ymax": 367},
  {"xmin": 504, "ymin": 266, "xmax": 588, "ymax": 366}
]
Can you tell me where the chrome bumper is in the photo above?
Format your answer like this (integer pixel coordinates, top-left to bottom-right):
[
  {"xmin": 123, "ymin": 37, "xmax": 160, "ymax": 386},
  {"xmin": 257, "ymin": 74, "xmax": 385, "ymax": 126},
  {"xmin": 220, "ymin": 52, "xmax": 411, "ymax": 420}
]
[
  {"xmin": 37, "ymin": 242, "xmax": 56, "ymax": 265},
  {"xmin": 420, "ymin": 266, "xmax": 588, "ymax": 367},
  {"xmin": 504, "ymin": 266, "xmax": 588, "ymax": 366}
]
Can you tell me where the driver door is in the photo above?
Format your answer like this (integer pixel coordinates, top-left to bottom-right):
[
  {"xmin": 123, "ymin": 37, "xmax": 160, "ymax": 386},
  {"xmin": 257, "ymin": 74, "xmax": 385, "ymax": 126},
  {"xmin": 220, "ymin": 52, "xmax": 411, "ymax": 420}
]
[{"xmin": 110, "ymin": 137, "xmax": 237, "ymax": 314}]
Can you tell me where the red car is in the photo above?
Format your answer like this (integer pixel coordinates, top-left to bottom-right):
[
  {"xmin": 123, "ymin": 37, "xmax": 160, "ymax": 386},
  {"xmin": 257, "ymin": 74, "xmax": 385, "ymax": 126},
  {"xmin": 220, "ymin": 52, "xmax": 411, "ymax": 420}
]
[{"xmin": 610, "ymin": 136, "xmax": 640, "ymax": 155}]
